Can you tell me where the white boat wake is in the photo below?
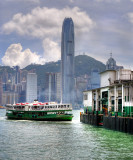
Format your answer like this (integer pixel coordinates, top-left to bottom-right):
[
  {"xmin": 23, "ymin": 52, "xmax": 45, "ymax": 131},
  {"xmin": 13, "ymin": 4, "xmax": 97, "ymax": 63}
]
[{"xmin": 0, "ymin": 116, "xmax": 6, "ymax": 121}]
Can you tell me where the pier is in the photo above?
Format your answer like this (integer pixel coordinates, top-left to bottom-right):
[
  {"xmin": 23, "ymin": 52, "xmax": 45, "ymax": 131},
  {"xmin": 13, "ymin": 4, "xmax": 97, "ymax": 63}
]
[{"xmin": 80, "ymin": 112, "xmax": 133, "ymax": 134}]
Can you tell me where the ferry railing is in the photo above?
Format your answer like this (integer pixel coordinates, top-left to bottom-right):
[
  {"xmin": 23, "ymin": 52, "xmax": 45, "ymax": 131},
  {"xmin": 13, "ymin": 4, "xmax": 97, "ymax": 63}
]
[
  {"xmin": 30, "ymin": 107, "xmax": 72, "ymax": 111},
  {"xmin": 10, "ymin": 108, "xmax": 25, "ymax": 111},
  {"xmin": 15, "ymin": 108, "xmax": 25, "ymax": 111},
  {"xmin": 7, "ymin": 106, "xmax": 72, "ymax": 111},
  {"xmin": 6, "ymin": 107, "xmax": 14, "ymax": 110}
]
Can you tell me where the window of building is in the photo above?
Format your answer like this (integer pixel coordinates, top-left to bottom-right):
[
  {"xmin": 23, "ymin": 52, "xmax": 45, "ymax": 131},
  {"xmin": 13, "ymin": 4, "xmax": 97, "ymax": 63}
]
[{"xmin": 84, "ymin": 94, "xmax": 88, "ymax": 100}]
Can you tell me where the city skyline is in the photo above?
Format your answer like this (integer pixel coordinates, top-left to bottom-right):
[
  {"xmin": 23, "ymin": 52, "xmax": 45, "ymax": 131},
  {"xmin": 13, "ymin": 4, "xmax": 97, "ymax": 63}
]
[
  {"xmin": 0, "ymin": 53, "xmax": 106, "ymax": 106},
  {"xmin": 1, "ymin": 1, "xmax": 133, "ymax": 69}
]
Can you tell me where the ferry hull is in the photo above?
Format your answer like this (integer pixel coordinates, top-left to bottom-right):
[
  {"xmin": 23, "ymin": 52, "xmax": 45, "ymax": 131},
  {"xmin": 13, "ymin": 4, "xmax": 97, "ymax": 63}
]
[{"xmin": 6, "ymin": 111, "xmax": 73, "ymax": 121}]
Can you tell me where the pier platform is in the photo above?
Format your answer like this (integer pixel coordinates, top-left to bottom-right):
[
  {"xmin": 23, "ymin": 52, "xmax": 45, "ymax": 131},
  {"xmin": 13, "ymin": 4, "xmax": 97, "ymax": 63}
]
[{"xmin": 80, "ymin": 112, "xmax": 133, "ymax": 134}]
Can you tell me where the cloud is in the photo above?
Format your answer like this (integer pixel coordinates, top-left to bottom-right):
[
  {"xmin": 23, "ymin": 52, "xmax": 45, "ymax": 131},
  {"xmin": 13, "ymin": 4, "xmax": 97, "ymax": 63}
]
[
  {"xmin": 69, "ymin": 0, "xmax": 74, "ymax": 3},
  {"xmin": 42, "ymin": 38, "xmax": 60, "ymax": 62},
  {"xmin": 127, "ymin": 12, "xmax": 133, "ymax": 23},
  {"xmin": 95, "ymin": 0, "xmax": 121, "ymax": 2},
  {"xmin": 5, "ymin": 0, "xmax": 40, "ymax": 3},
  {"xmin": 2, "ymin": 7, "xmax": 95, "ymax": 39},
  {"xmin": 2, "ymin": 43, "xmax": 45, "ymax": 68}
]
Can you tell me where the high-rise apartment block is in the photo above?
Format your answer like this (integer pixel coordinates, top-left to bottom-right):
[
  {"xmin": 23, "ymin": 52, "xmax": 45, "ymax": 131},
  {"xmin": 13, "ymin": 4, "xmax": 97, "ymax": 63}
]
[
  {"xmin": 14, "ymin": 66, "xmax": 21, "ymax": 84},
  {"xmin": 61, "ymin": 18, "xmax": 75, "ymax": 104},
  {"xmin": 26, "ymin": 73, "xmax": 37, "ymax": 102},
  {"xmin": 44, "ymin": 72, "xmax": 61, "ymax": 102}
]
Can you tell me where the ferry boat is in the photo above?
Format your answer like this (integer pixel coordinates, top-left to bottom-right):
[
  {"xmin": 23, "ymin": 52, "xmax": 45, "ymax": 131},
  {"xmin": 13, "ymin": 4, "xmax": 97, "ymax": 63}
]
[{"xmin": 6, "ymin": 100, "xmax": 73, "ymax": 121}]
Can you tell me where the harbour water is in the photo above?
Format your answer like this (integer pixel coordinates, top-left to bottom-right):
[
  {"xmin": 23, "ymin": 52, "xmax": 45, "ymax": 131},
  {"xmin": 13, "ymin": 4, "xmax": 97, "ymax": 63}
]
[{"xmin": 0, "ymin": 109, "xmax": 133, "ymax": 160}]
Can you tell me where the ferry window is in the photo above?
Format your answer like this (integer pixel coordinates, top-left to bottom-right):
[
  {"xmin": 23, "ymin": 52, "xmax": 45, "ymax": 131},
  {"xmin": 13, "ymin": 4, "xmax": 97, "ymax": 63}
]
[
  {"xmin": 67, "ymin": 105, "xmax": 69, "ymax": 108},
  {"xmin": 38, "ymin": 112, "xmax": 43, "ymax": 116},
  {"xmin": 64, "ymin": 105, "xmax": 66, "ymax": 108},
  {"xmin": 50, "ymin": 106, "xmax": 52, "ymax": 108},
  {"xmin": 58, "ymin": 105, "xmax": 60, "ymax": 108},
  {"xmin": 61, "ymin": 105, "xmax": 63, "ymax": 108},
  {"xmin": 56, "ymin": 106, "xmax": 57, "ymax": 108}
]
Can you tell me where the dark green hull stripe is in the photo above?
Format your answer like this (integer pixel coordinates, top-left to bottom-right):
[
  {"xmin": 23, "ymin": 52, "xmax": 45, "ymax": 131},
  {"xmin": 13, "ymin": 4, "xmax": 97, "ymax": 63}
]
[{"xmin": 7, "ymin": 116, "xmax": 73, "ymax": 121}]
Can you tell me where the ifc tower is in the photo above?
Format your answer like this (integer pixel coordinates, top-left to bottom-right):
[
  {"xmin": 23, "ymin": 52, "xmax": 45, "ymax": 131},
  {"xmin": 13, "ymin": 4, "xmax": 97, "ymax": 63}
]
[{"xmin": 61, "ymin": 18, "xmax": 75, "ymax": 105}]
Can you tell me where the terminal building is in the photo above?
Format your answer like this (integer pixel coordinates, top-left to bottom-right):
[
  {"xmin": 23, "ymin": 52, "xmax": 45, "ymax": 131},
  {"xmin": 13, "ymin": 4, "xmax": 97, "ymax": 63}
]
[
  {"xmin": 83, "ymin": 69, "xmax": 133, "ymax": 117},
  {"xmin": 81, "ymin": 69, "xmax": 133, "ymax": 134}
]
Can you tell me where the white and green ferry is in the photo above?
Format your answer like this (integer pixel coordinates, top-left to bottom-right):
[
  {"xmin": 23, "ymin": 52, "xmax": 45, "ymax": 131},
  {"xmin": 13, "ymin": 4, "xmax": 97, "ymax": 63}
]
[{"xmin": 6, "ymin": 100, "xmax": 73, "ymax": 121}]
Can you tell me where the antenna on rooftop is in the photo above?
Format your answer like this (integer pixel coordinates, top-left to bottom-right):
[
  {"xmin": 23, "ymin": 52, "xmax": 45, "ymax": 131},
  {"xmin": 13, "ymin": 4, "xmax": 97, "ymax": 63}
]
[{"xmin": 110, "ymin": 52, "xmax": 112, "ymax": 58}]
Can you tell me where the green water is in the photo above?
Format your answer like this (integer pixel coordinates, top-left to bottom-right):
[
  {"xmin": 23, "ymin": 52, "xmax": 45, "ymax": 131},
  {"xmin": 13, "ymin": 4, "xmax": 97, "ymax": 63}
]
[{"xmin": 0, "ymin": 109, "xmax": 133, "ymax": 160}]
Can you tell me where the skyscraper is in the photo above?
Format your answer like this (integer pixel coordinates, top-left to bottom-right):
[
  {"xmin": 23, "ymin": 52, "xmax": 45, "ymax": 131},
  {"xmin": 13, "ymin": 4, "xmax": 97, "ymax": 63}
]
[
  {"xmin": 61, "ymin": 18, "xmax": 75, "ymax": 104},
  {"xmin": 45, "ymin": 72, "xmax": 57, "ymax": 102},
  {"xmin": 26, "ymin": 73, "xmax": 37, "ymax": 102},
  {"xmin": 14, "ymin": 66, "xmax": 21, "ymax": 84},
  {"xmin": 44, "ymin": 72, "xmax": 61, "ymax": 102}
]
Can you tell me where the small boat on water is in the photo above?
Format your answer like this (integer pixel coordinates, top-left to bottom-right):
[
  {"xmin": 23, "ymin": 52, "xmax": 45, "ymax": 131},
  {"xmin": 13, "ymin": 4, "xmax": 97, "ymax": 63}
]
[{"xmin": 5, "ymin": 100, "xmax": 73, "ymax": 121}]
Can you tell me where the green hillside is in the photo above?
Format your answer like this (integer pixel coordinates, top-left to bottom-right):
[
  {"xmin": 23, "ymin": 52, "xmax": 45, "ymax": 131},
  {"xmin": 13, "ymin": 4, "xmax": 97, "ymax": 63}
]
[
  {"xmin": 74, "ymin": 55, "xmax": 105, "ymax": 76},
  {"xmin": 0, "ymin": 66, "xmax": 15, "ymax": 74},
  {"xmin": 24, "ymin": 55, "xmax": 105, "ymax": 87}
]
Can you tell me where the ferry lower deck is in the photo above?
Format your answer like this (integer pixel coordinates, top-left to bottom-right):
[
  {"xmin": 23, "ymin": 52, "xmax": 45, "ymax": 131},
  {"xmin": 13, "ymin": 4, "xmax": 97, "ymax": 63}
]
[{"xmin": 6, "ymin": 110, "xmax": 73, "ymax": 121}]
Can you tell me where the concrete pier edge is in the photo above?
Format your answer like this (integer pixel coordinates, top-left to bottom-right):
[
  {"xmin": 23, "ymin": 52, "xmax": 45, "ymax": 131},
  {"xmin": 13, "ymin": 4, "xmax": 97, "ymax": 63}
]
[{"xmin": 80, "ymin": 112, "xmax": 133, "ymax": 134}]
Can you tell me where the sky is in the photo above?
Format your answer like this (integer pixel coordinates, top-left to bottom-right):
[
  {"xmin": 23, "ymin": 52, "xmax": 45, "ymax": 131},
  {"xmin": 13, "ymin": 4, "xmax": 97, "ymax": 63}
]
[{"xmin": 0, "ymin": 0, "xmax": 133, "ymax": 69}]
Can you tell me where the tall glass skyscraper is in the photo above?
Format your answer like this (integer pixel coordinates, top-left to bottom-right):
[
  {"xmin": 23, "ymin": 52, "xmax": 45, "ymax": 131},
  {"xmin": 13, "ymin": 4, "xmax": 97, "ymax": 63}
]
[{"xmin": 61, "ymin": 18, "xmax": 75, "ymax": 104}]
